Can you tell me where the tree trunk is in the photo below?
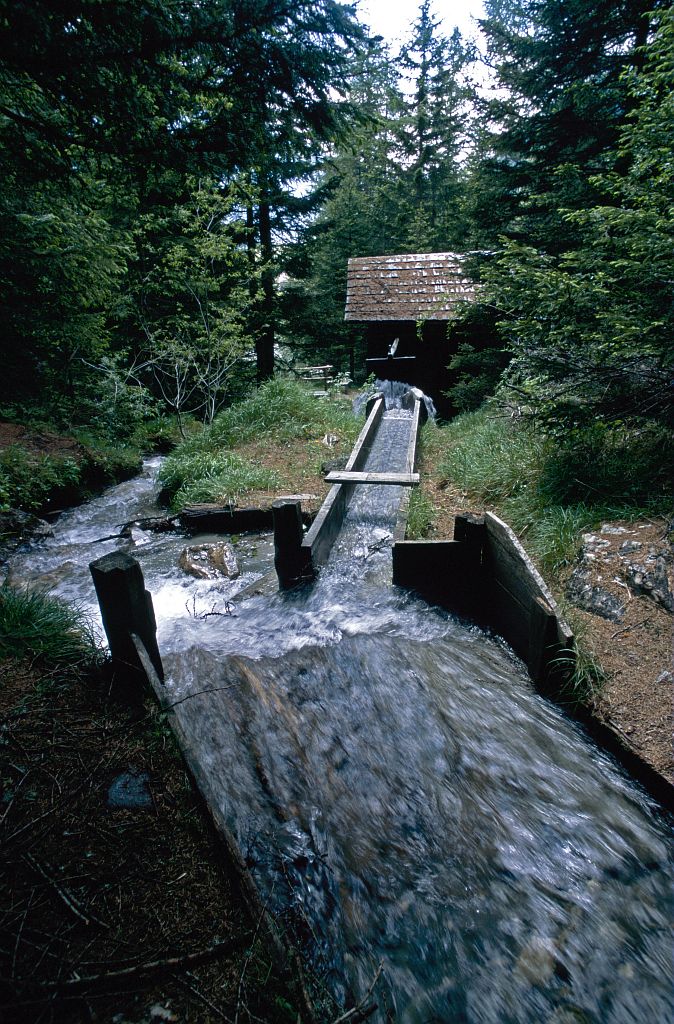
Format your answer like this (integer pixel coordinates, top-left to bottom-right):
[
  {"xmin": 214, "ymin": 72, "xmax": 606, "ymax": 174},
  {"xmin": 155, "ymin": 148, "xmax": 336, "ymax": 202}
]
[{"xmin": 256, "ymin": 198, "xmax": 275, "ymax": 381}]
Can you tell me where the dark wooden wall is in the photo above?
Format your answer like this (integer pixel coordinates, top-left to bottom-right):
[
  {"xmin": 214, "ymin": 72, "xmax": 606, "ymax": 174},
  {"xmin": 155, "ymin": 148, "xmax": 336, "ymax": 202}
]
[{"xmin": 364, "ymin": 320, "xmax": 455, "ymax": 416}]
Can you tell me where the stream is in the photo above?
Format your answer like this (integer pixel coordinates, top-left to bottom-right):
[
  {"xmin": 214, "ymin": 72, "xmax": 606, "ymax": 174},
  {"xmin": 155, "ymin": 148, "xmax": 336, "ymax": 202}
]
[{"xmin": 5, "ymin": 404, "xmax": 673, "ymax": 1023}]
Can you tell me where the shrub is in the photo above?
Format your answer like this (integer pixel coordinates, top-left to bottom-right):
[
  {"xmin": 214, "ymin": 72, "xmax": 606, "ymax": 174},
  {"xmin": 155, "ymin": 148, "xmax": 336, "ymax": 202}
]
[
  {"xmin": 0, "ymin": 447, "xmax": 81, "ymax": 512},
  {"xmin": 437, "ymin": 404, "xmax": 671, "ymax": 572},
  {"xmin": 161, "ymin": 451, "xmax": 280, "ymax": 510}
]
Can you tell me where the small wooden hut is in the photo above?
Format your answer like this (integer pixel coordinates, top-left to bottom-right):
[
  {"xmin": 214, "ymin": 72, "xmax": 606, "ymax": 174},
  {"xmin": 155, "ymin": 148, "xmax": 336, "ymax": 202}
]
[{"xmin": 344, "ymin": 252, "xmax": 475, "ymax": 413}]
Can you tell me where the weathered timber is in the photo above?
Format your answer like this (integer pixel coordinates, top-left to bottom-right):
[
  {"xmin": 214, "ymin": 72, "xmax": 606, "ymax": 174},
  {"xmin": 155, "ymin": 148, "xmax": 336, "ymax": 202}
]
[
  {"xmin": 302, "ymin": 483, "xmax": 349, "ymax": 571},
  {"xmin": 89, "ymin": 552, "xmax": 164, "ymax": 691},
  {"xmin": 392, "ymin": 539, "xmax": 485, "ymax": 619},
  {"xmin": 302, "ymin": 397, "xmax": 384, "ymax": 570},
  {"xmin": 143, "ymin": 659, "xmax": 309, "ymax": 1015},
  {"xmin": 273, "ymin": 499, "xmax": 311, "ymax": 589},
  {"xmin": 392, "ymin": 511, "xmax": 572, "ymax": 687},
  {"xmin": 324, "ymin": 471, "xmax": 420, "ymax": 486},
  {"xmin": 180, "ymin": 502, "xmax": 315, "ymax": 534}
]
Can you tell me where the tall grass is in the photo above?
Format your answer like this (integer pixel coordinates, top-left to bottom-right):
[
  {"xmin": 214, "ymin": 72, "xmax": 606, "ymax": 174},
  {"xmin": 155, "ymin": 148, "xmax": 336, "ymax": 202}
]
[
  {"xmin": 0, "ymin": 584, "xmax": 99, "ymax": 669},
  {"xmin": 437, "ymin": 405, "xmax": 671, "ymax": 571},
  {"xmin": 159, "ymin": 378, "xmax": 361, "ymax": 509},
  {"xmin": 160, "ymin": 451, "xmax": 280, "ymax": 510}
]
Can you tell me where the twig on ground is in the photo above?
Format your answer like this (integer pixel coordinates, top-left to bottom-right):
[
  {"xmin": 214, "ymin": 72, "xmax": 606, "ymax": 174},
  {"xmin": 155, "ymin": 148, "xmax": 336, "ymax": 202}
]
[
  {"xmin": 173, "ymin": 969, "xmax": 233, "ymax": 1022},
  {"xmin": 47, "ymin": 938, "xmax": 241, "ymax": 994},
  {"xmin": 611, "ymin": 618, "xmax": 649, "ymax": 640},
  {"xmin": 22, "ymin": 852, "xmax": 109, "ymax": 929},
  {"xmin": 329, "ymin": 962, "xmax": 384, "ymax": 1024}
]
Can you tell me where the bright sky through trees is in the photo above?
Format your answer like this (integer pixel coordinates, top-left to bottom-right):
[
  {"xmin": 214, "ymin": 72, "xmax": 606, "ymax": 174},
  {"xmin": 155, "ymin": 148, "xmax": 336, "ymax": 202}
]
[{"xmin": 358, "ymin": 0, "xmax": 486, "ymax": 46}]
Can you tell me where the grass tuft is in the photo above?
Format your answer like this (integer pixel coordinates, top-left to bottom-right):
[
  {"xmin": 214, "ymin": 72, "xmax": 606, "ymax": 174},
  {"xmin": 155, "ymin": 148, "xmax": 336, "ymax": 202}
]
[
  {"xmin": 159, "ymin": 378, "xmax": 361, "ymax": 509},
  {"xmin": 0, "ymin": 584, "xmax": 99, "ymax": 669},
  {"xmin": 406, "ymin": 489, "xmax": 436, "ymax": 539}
]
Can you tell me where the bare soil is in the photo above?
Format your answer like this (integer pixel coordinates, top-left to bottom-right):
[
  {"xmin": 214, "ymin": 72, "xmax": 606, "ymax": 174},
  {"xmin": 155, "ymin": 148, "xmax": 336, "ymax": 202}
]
[{"xmin": 0, "ymin": 422, "xmax": 86, "ymax": 461}]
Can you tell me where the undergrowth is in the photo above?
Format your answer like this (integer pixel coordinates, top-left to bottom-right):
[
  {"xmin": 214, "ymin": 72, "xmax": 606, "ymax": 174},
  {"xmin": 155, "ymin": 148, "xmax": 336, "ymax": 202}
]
[
  {"xmin": 161, "ymin": 450, "xmax": 280, "ymax": 509},
  {"xmin": 437, "ymin": 405, "xmax": 672, "ymax": 572},
  {"xmin": 0, "ymin": 443, "xmax": 142, "ymax": 513},
  {"xmin": 406, "ymin": 489, "xmax": 436, "ymax": 539},
  {"xmin": 0, "ymin": 583, "xmax": 99, "ymax": 670},
  {"xmin": 160, "ymin": 378, "xmax": 361, "ymax": 509}
]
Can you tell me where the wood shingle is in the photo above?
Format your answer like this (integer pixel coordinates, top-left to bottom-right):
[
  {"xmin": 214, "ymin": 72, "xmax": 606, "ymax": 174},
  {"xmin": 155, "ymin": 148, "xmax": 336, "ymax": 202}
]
[{"xmin": 344, "ymin": 252, "xmax": 475, "ymax": 322}]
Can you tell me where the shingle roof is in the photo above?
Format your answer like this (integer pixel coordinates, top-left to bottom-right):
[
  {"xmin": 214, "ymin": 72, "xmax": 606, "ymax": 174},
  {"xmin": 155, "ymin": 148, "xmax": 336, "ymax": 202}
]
[{"xmin": 344, "ymin": 252, "xmax": 475, "ymax": 322}]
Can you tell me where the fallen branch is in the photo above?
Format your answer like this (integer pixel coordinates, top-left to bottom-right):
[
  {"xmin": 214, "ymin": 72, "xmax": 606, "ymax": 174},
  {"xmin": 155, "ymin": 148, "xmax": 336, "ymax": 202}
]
[
  {"xmin": 23, "ymin": 852, "xmax": 109, "ymax": 929},
  {"xmin": 49, "ymin": 938, "xmax": 241, "ymax": 993},
  {"xmin": 611, "ymin": 618, "xmax": 649, "ymax": 640},
  {"xmin": 330, "ymin": 963, "xmax": 383, "ymax": 1024}
]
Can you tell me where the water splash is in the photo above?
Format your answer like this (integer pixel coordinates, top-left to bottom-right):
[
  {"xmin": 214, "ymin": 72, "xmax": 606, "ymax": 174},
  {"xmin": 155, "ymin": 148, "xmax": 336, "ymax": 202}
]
[{"xmin": 352, "ymin": 379, "xmax": 437, "ymax": 420}]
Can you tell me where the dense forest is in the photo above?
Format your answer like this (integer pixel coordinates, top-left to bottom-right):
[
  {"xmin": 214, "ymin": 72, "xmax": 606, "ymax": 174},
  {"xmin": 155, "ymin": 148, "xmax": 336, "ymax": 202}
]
[{"xmin": 0, "ymin": 0, "xmax": 672, "ymax": 500}]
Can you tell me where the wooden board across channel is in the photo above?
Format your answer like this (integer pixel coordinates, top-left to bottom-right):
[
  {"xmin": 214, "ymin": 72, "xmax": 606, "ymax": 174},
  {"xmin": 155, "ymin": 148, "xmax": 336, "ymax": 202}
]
[{"xmin": 324, "ymin": 470, "xmax": 419, "ymax": 485}]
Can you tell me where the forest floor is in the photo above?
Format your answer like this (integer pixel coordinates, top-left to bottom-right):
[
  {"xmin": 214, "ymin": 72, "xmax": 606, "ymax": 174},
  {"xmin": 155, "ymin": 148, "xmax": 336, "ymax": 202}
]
[{"xmin": 1, "ymin": 411, "xmax": 671, "ymax": 1023}]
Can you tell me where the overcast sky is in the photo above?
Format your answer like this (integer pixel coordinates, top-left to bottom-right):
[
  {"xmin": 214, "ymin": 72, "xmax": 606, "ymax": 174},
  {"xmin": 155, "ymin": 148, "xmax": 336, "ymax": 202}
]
[{"xmin": 356, "ymin": 0, "xmax": 486, "ymax": 48}]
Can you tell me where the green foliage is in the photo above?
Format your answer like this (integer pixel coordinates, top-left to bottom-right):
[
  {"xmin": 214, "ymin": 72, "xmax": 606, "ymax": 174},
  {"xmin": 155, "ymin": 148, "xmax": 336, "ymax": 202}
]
[
  {"xmin": 0, "ymin": 584, "xmax": 99, "ymax": 668},
  {"xmin": 437, "ymin": 405, "xmax": 670, "ymax": 572},
  {"xmin": 0, "ymin": 448, "xmax": 81, "ymax": 512},
  {"xmin": 406, "ymin": 490, "xmax": 436, "ymax": 539},
  {"xmin": 202, "ymin": 378, "xmax": 361, "ymax": 448},
  {"xmin": 446, "ymin": 341, "xmax": 512, "ymax": 413},
  {"xmin": 470, "ymin": 8, "xmax": 674, "ymax": 459},
  {"xmin": 132, "ymin": 177, "xmax": 252, "ymax": 427},
  {"xmin": 438, "ymin": 406, "xmax": 545, "ymax": 505},
  {"xmin": 160, "ymin": 451, "xmax": 280, "ymax": 511},
  {"xmin": 159, "ymin": 378, "xmax": 361, "ymax": 508},
  {"xmin": 470, "ymin": 0, "xmax": 658, "ymax": 251}
]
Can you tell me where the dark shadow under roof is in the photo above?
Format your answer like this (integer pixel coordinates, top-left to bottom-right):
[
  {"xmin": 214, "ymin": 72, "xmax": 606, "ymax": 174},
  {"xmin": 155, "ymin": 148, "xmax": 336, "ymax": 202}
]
[{"xmin": 344, "ymin": 252, "xmax": 475, "ymax": 322}]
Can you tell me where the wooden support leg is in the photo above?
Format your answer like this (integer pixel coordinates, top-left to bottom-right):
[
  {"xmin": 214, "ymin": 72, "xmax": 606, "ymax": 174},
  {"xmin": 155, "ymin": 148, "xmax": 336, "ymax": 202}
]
[
  {"xmin": 272, "ymin": 500, "xmax": 310, "ymax": 589},
  {"xmin": 89, "ymin": 552, "xmax": 164, "ymax": 691}
]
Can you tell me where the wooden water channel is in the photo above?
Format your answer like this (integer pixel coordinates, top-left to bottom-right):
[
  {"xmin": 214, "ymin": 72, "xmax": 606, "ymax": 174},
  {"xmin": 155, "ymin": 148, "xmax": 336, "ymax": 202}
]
[{"xmin": 88, "ymin": 387, "xmax": 674, "ymax": 1018}]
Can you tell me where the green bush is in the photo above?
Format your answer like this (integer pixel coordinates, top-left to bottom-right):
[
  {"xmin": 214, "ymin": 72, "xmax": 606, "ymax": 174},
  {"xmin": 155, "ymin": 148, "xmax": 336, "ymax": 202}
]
[
  {"xmin": 0, "ymin": 447, "xmax": 81, "ymax": 512},
  {"xmin": 206, "ymin": 377, "xmax": 360, "ymax": 447},
  {"xmin": 161, "ymin": 450, "xmax": 280, "ymax": 510},
  {"xmin": 437, "ymin": 404, "xmax": 671, "ymax": 572},
  {"xmin": 0, "ymin": 584, "xmax": 99, "ymax": 668}
]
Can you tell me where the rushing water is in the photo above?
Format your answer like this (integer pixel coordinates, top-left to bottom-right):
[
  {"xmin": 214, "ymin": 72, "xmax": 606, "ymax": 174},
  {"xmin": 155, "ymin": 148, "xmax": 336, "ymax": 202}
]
[{"xmin": 5, "ymin": 405, "xmax": 674, "ymax": 1023}]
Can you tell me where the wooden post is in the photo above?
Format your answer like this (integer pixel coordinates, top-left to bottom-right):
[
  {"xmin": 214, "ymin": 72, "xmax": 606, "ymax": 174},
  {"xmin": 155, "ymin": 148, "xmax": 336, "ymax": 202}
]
[
  {"xmin": 89, "ymin": 552, "xmax": 164, "ymax": 687},
  {"xmin": 528, "ymin": 595, "xmax": 568, "ymax": 688},
  {"xmin": 366, "ymin": 392, "xmax": 383, "ymax": 417},
  {"xmin": 273, "ymin": 500, "xmax": 309, "ymax": 589}
]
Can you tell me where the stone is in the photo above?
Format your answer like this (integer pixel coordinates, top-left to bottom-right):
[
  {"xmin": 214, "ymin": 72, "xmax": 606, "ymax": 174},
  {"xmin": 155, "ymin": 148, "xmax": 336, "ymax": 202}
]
[
  {"xmin": 619, "ymin": 540, "xmax": 642, "ymax": 553},
  {"xmin": 107, "ymin": 770, "xmax": 152, "ymax": 809},
  {"xmin": 601, "ymin": 524, "xmax": 628, "ymax": 535},
  {"xmin": 0, "ymin": 509, "xmax": 53, "ymax": 561},
  {"xmin": 179, "ymin": 541, "xmax": 239, "ymax": 580},
  {"xmin": 321, "ymin": 457, "xmax": 348, "ymax": 476},
  {"xmin": 566, "ymin": 567, "xmax": 625, "ymax": 621},
  {"xmin": 622, "ymin": 552, "xmax": 673, "ymax": 612}
]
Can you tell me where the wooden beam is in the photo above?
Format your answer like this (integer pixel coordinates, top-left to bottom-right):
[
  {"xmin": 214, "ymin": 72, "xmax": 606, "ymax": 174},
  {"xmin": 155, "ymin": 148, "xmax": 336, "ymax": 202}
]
[{"xmin": 324, "ymin": 471, "xmax": 419, "ymax": 485}]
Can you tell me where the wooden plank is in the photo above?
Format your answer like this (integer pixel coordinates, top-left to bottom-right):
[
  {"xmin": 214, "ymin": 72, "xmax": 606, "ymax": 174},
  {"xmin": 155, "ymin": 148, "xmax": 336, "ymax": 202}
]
[
  {"xmin": 324, "ymin": 471, "xmax": 419, "ymax": 485},
  {"xmin": 345, "ymin": 397, "xmax": 384, "ymax": 472},
  {"xmin": 302, "ymin": 483, "xmax": 350, "ymax": 569},
  {"xmin": 403, "ymin": 396, "xmax": 421, "ymax": 474}
]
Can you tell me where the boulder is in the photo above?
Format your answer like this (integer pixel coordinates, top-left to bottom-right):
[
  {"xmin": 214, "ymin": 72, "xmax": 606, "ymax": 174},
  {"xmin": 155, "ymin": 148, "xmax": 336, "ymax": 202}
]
[{"xmin": 179, "ymin": 541, "xmax": 239, "ymax": 580}]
